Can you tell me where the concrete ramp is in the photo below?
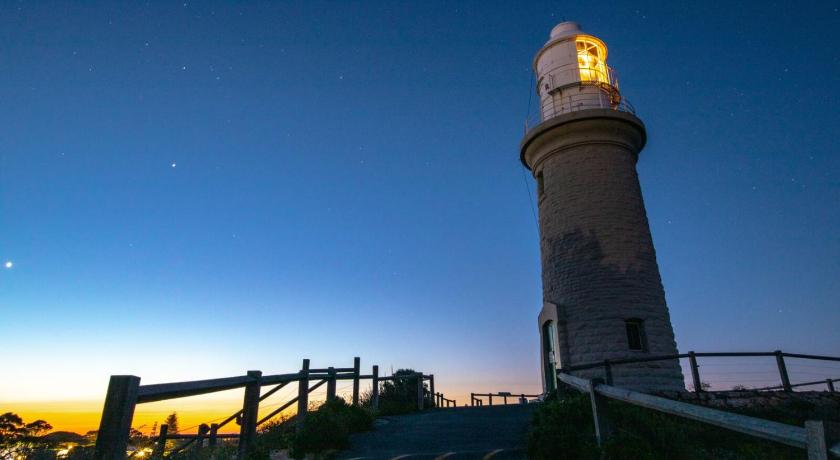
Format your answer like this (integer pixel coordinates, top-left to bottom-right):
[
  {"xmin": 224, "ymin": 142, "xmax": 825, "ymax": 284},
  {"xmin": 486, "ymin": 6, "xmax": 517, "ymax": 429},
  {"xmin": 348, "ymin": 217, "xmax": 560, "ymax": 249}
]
[{"xmin": 337, "ymin": 404, "xmax": 536, "ymax": 460}]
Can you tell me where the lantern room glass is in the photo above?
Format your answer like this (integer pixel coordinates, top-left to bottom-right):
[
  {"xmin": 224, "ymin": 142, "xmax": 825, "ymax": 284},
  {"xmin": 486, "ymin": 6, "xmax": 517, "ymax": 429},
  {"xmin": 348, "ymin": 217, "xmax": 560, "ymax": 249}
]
[{"xmin": 576, "ymin": 38, "xmax": 609, "ymax": 84}]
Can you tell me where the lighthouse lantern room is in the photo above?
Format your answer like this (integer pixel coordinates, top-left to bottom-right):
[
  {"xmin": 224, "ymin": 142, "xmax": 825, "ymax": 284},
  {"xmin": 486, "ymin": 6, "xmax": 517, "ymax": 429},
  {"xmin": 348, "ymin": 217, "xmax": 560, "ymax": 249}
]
[{"xmin": 534, "ymin": 22, "xmax": 627, "ymax": 121}]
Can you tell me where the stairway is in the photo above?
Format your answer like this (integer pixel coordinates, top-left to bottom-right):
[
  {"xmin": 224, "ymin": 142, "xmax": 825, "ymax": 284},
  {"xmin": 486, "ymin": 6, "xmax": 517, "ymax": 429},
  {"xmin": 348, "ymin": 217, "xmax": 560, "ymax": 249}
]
[{"xmin": 337, "ymin": 404, "xmax": 537, "ymax": 460}]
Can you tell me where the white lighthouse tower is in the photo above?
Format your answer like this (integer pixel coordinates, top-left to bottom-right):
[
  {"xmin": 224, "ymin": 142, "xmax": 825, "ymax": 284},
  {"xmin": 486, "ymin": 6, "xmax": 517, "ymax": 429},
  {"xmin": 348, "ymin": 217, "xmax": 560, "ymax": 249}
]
[{"xmin": 522, "ymin": 22, "xmax": 685, "ymax": 392}]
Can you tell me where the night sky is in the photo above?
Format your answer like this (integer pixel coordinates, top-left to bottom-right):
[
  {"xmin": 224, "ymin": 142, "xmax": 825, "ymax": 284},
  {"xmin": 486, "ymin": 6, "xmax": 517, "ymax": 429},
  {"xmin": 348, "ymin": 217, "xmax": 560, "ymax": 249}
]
[{"xmin": 2, "ymin": 1, "xmax": 839, "ymax": 432}]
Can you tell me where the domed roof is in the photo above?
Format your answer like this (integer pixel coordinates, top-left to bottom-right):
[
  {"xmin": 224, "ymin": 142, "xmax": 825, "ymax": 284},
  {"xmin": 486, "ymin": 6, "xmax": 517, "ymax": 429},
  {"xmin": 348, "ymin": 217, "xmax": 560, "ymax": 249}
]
[{"xmin": 549, "ymin": 21, "xmax": 583, "ymax": 40}]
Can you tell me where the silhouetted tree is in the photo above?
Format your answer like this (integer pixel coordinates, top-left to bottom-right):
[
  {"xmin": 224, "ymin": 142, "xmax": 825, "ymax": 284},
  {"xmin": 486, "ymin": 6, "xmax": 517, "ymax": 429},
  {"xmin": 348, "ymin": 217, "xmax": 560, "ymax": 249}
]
[
  {"xmin": 164, "ymin": 413, "xmax": 179, "ymax": 434},
  {"xmin": 0, "ymin": 412, "xmax": 53, "ymax": 459}
]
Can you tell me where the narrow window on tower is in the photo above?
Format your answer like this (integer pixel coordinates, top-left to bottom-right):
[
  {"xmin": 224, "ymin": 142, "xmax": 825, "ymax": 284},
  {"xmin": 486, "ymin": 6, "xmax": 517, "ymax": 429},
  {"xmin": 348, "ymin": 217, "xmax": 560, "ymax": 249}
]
[
  {"xmin": 625, "ymin": 319, "xmax": 647, "ymax": 351},
  {"xmin": 536, "ymin": 171, "xmax": 545, "ymax": 200}
]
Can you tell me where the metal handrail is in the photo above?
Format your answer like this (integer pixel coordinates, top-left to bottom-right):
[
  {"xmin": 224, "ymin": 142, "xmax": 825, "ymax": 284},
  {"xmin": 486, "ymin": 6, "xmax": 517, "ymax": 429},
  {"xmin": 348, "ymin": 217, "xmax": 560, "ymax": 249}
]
[
  {"xmin": 560, "ymin": 351, "xmax": 840, "ymax": 372},
  {"xmin": 524, "ymin": 87, "xmax": 636, "ymax": 132},
  {"xmin": 535, "ymin": 63, "xmax": 620, "ymax": 94},
  {"xmin": 556, "ymin": 350, "xmax": 840, "ymax": 395},
  {"xmin": 753, "ymin": 378, "xmax": 840, "ymax": 392}
]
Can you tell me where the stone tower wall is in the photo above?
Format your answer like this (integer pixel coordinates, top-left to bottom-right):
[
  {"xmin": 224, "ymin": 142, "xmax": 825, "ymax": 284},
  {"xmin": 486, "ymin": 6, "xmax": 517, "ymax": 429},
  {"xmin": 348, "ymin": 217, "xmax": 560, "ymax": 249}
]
[{"xmin": 523, "ymin": 110, "xmax": 685, "ymax": 392}]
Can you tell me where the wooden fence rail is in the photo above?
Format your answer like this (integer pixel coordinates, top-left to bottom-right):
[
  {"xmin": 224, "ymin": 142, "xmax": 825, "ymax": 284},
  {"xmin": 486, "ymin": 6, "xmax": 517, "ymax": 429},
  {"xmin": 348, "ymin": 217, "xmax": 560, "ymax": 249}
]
[
  {"xmin": 93, "ymin": 358, "xmax": 445, "ymax": 460},
  {"xmin": 557, "ymin": 372, "xmax": 840, "ymax": 459},
  {"xmin": 433, "ymin": 392, "xmax": 456, "ymax": 407},
  {"xmin": 470, "ymin": 392, "xmax": 541, "ymax": 406},
  {"xmin": 560, "ymin": 350, "xmax": 840, "ymax": 394}
]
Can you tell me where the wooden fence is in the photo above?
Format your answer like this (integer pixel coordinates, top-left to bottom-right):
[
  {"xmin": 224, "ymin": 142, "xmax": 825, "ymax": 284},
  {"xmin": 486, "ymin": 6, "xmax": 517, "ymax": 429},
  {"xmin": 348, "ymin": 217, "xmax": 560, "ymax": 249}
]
[
  {"xmin": 555, "ymin": 350, "xmax": 840, "ymax": 459},
  {"xmin": 93, "ymin": 357, "xmax": 448, "ymax": 460},
  {"xmin": 434, "ymin": 392, "xmax": 456, "ymax": 408},
  {"xmin": 561, "ymin": 350, "xmax": 840, "ymax": 393},
  {"xmin": 470, "ymin": 392, "xmax": 541, "ymax": 407},
  {"xmin": 557, "ymin": 372, "xmax": 840, "ymax": 459}
]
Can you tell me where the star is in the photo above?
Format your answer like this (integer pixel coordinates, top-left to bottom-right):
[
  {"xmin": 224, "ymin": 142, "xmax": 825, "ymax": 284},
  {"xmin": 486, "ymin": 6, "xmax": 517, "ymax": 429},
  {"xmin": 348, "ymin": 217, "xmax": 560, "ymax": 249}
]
[
  {"xmin": 4, "ymin": 261, "xmax": 12, "ymax": 269},
  {"xmin": 171, "ymin": 162, "xmax": 177, "ymax": 168}
]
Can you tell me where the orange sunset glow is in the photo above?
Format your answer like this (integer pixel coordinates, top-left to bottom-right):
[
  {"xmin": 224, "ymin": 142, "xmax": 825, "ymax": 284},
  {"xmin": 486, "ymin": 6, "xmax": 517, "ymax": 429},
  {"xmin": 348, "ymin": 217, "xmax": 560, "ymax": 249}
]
[{"xmin": 4, "ymin": 2, "xmax": 840, "ymax": 459}]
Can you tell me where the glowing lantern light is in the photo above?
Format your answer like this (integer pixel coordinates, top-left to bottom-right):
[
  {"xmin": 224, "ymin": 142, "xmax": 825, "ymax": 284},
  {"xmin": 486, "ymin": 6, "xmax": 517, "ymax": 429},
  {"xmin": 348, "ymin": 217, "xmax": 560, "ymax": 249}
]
[
  {"xmin": 530, "ymin": 22, "xmax": 629, "ymax": 124},
  {"xmin": 576, "ymin": 39, "xmax": 609, "ymax": 84}
]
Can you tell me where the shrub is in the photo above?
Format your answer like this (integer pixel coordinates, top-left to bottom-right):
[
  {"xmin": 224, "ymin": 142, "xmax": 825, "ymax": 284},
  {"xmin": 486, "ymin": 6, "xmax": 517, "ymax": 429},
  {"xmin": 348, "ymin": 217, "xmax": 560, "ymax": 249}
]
[
  {"xmin": 374, "ymin": 369, "xmax": 433, "ymax": 415},
  {"xmin": 528, "ymin": 392, "xmax": 803, "ymax": 460},
  {"xmin": 289, "ymin": 397, "xmax": 374, "ymax": 459},
  {"xmin": 527, "ymin": 393, "xmax": 599, "ymax": 459},
  {"xmin": 164, "ymin": 398, "xmax": 375, "ymax": 460}
]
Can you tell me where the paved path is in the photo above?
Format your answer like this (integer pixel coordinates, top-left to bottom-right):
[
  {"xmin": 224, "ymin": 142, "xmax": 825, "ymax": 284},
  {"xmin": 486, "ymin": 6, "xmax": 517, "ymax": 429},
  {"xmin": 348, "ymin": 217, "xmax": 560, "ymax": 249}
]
[{"xmin": 337, "ymin": 404, "xmax": 537, "ymax": 460}]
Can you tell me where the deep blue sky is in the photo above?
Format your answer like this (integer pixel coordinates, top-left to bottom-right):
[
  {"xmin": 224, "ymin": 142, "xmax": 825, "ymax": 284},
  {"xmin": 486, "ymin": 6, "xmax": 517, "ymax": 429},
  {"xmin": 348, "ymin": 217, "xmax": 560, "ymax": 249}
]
[{"xmin": 1, "ymin": 1, "xmax": 839, "ymax": 405}]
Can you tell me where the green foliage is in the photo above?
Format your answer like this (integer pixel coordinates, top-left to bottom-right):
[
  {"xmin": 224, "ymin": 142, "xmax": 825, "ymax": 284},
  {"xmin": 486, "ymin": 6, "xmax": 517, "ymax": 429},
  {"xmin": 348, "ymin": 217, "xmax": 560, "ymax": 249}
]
[
  {"xmin": 374, "ymin": 369, "xmax": 433, "ymax": 415},
  {"xmin": 528, "ymin": 393, "xmax": 804, "ymax": 460},
  {"xmin": 289, "ymin": 397, "xmax": 374, "ymax": 459},
  {"xmin": 527, "ymin": 394, "xmax": 599, "ymax": 459},
  {"xmin": 64, "ymin": 446, "xmax": 95, "ymax": 460},
  {"xmin": 0, "ymin": 412, "xmax": 54, "ymax": 460},
  {"xmin": 22, "ymin": 447, "xmax": 56, "ymax": 460},
  {"xmin": 167, "ymin": 443, "xmax": 238, "ymax": 460},
  {"xmin": 164, "ymin": 398, "xmax": 374, "ymax": 460},
  {"xmin": 256, "ymin": 418, "xmax": 293, "ymax": 452}
]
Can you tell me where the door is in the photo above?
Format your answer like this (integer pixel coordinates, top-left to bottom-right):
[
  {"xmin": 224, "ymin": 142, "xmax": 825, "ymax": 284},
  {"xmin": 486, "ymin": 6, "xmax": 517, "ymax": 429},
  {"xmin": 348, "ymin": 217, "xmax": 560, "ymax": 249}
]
[{"xmin": 542, "ymin": 321, "xmax": 558, "ymax": 392}]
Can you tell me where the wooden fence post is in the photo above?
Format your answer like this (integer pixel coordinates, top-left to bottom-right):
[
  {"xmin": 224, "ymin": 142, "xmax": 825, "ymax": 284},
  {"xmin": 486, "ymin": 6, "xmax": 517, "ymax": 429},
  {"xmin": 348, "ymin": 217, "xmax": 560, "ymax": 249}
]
[
  {"xmin": 603, "ymin": 360, "xmax": 613, "ymax": 386},
  {"xmin": 238, "ymin": 370, "xmax": 262, "ymax": 457},
  {"xmin": 429, "ymin": 375, "xmax": 435, "ymax": 408},
  {"xmin": 488, "ymin": 394, "xmax": 493, "ymax": 406},
  {"xmin": 470, "ymin": 392, "xmax": 475, "ymax": 407},
  {"xmin": 195, "ymin": 424, "xmax": 209, "ymax": 450},
  {"xmin": 352, "ymin": 357, "xmax": 361, "ymax": 406},
  {"xmin": 416, "ymin": 373, "xmax": 424, "ymax": 411},
  {"xmin": 371, "ymin": 365, "xmax": 380, "ymax": 410},
  {"xmin": 805, "ymin": 420, "xmax": 840, "ymax": 460},
  {"xmin": 503, "ymin": 394, "xmax": 508, "ymax": 405},
  {"xmin": 208, "ymin": 424, "xmax": 218, "ymax": 448},
  {"xmin": 688, "ymin": 351, "xmax": 702, "ymax": 394},
  {"xmin": 775, "ymin": 350, "xmax": 792, "ymax": 392},
  {"xmin": 297, "ymin": 359, "xmax": 310, "ymax": 430},
  {"xmin": 153, "ymin": 424, "xmax": 168, "ymax": 458},
  {"xmin": 588, "ymin": 378, "xmax": 612, "ymax": 447},
  {"xmin": 327, "ymin": 367, "xmax": 337, "ymax": 401},
  {"xmin": 94, "ymin": 375, "xmax": 141, "ymax": 460}
]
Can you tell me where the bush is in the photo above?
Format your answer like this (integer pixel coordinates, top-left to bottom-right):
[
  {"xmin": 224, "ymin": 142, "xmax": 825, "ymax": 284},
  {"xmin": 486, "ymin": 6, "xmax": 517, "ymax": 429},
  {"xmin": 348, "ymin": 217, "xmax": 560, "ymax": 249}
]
[
  {"xmin": 256, "ymin": 417, "xmax": 293, "ymax": 452},
  {"xmin": 165, "ymin": 398, "xmax": 374, "ymax": 460},
  {"xmin": 168, "ymin": 443, "xmax": 238, "ymax": 460},
  {"xmin": 372, "ymin": 369, "xmax": 433, "ymax": 415},
  {"xmin": 528, "ymin": 392, "xmax": 803, "ymax": 460},
  {"xmin": 289, "ymin": 397, "xmax": 374, "ymax": 459},
  {"xmin": 64, "ymin": 446, "xmax": 95, "ymax": 460},
  {"xmin": 527, "ymin": 393, "xmax": 599, "ymax": 459}
]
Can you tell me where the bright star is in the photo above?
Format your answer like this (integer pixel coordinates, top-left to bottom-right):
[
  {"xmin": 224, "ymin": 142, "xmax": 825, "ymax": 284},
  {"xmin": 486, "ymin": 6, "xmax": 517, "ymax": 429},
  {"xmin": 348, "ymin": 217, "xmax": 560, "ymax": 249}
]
[
  {"xmin": 4, "ymin": 261, "xmax": 12, "ymax": 269},
  {"xmin": 171, "ymin": 162, "xmax": 177, "ymax": 168}
]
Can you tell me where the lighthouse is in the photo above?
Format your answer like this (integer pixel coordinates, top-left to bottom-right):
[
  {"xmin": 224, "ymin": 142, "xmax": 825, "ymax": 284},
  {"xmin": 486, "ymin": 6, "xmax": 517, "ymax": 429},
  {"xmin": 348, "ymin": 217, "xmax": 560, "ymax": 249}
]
[{"xmin": 522, "ymin": 22, "xmax": 685, "ymax": 392}]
